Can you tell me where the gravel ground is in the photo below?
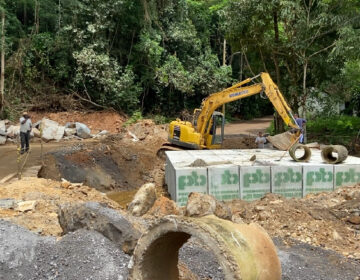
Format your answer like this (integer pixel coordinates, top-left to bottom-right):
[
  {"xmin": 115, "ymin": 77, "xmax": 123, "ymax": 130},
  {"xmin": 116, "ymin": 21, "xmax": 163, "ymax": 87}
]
[
  {"xmin": 179, "ymin": 238, "xmax": 224, "ymax": 279},
  {"xmin": 274, "ymin": 238, "xmax": 360, "ymax": 280},
  {"xmin": 2, "ymin": 218, "xmax": 360, "ymax": 280},
  {"xmin": 179, "ymin": 236, "xmax": 360, "ymax": 280},
  {"xmin": 0, "ymin": 220, "xmax": 130, "ymax": 280}
]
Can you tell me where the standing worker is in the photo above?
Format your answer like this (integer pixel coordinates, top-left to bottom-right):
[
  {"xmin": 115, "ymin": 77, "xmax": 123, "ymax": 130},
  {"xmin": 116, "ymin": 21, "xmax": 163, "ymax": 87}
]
[
  {"xmin": 19, "ymin": 112, "xmax": 32, "ymax": 154},
  {"xmin": 255, "ymin": 131, "xmax": 267, "ymax": 148},
  {"xmin": 294, "ymin": 114, "xmax": 306, "ymax": 144}
]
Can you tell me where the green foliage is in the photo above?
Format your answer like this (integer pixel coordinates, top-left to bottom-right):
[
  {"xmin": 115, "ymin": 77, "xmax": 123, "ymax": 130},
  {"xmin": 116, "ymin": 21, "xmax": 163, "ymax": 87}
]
[
  {"xmin": 152, "ymin": 114, "xmax": 171, "ymax": 125},
  {"xmin": 307, "ymin": 116, "xmax": 360, "ymax": 145},
  {"xmin": 266, "ymin": 120, "xmax": 275, "ymax": 135},
  {"xmin": 2, "ymin": 0, "xmax": 360, "ymax": 121},
  {"xmin": 124, "ymin": 110, "xmax": 143, "ymax": 127},
  {"xmin": 73, "ymin": 47, "xmax": 141, "ymax": 112}
]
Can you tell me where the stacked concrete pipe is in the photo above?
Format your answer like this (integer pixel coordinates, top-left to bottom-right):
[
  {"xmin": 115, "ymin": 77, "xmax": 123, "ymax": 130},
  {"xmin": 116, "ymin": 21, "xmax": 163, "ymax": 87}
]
[
  {"xmin": 321, "ymin": 145, "xmax": 348, "ymax": 164},
  {"xmin": 129, "ymin": 215, "xmax": 281, "ymax": 280},
  {"xmin": 289, "ymin": 143, "xmax": 312, "ymax": 162}
]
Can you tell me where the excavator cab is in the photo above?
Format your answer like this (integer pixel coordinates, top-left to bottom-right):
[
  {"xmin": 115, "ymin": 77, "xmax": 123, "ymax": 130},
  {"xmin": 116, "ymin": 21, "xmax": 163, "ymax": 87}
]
[{"xmin": 205, "ymin": 111, "xmax": 225, "ymax": 148}]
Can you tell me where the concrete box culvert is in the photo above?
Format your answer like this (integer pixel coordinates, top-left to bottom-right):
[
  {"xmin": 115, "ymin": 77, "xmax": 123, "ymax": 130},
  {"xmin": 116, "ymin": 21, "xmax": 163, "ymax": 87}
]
[
  {"xmin": 321, "ymin": 145, "xmax": 348, "ymax": 164},
  {"xmin": 289, "ymin": 144, "xmax": 312, "ymax": 162},
  {"xmin": 128, "ymin": 215, "xmax": 281, "ymax": 280}
]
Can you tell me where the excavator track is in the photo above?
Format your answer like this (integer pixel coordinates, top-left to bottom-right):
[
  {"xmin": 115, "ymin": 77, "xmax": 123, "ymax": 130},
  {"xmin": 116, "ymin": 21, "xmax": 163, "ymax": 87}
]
[{"xmin": 156, "ymin": 143, "xmax": 187, "ymax": 159}]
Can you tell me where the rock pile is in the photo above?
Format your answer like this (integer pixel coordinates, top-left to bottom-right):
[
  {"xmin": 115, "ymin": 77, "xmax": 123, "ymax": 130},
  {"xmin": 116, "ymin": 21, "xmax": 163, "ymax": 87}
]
[{"xmin": 0, "ymin": 117, "xmax": 109, "ymax": 144}]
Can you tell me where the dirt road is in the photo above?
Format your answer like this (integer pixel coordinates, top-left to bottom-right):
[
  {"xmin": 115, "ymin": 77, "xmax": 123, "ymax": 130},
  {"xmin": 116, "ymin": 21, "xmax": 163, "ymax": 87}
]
[
  {"xmin": 0, "ymin": 141, "xmax": 88, "ymax": 180},
  {"xmin": 224, "ymin": 115, "xmax": 272, "ymax": 136}
]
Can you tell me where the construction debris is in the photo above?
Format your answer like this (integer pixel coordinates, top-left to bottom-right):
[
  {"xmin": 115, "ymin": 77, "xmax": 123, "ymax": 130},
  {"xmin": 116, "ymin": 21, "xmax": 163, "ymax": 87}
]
[{"xmin": 58, "ymin": 202, "xmax": 141, "ymax": 254}]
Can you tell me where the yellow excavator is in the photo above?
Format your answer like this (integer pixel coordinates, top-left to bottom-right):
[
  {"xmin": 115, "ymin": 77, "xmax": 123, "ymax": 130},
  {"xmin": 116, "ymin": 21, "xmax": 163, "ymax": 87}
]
[{"xmin": 158, "ymin": 72, "xmax": 300, "ymax": 155}]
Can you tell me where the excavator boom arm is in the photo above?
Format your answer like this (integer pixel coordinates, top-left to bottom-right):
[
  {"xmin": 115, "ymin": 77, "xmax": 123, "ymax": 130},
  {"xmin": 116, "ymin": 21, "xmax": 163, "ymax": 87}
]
[{"xmin": 196, "ymin": 72, "xmax": 299, "ymax": 136}]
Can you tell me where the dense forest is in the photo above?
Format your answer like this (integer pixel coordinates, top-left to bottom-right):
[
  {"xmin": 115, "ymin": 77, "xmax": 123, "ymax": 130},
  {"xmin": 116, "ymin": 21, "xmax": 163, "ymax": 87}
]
[{"xmin": 0, "ymin": 0, "xmax": 359, "ymax": 119}]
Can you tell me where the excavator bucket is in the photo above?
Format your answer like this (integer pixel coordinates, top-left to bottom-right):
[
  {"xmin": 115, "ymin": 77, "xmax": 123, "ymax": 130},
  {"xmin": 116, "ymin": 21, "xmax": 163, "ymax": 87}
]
[{"xmin": 267, "ymin": 131, "xmax": 297, "ymax": 151}]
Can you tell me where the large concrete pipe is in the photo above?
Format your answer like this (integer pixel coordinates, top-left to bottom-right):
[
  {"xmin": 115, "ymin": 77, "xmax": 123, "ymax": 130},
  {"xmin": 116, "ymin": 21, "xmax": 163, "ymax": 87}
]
[
  {"xmin": 321, "ymin": 145, "xmax": 348, "ymax": 164},
  {"xmin": 129, "ymin": 215, "xmax": 281, "ymax": 280},
  {"xmin": 289, "ymin": 143, "xmax": 312, "ymax": 162}
]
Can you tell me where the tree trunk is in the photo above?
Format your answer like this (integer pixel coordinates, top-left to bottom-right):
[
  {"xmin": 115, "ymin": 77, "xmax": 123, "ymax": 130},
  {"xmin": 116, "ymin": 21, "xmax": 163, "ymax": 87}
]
[
  {"xmin": 35, "ymin": 0, "xmax": 40, "ymax": 34},
  {"xmin": 273, "ymin": 8, "xmax": 280, "ymax": 85},
  {"xmin": 302, "ymin": 59, "xmax": 308, "ymax": 118},
  {"xmin": 273, "ymin": 7, "xmax": 284, "ymax": 133},
  {"xmin": 0, "ymin": 10, "xmax": 5, "ymax": 115},
  {"xmin": 222, "ymin": 39, "xmax": 226, "ymax": 66},
  {"xmin": 58, "ymin": 0, "xmax": 61, "ymax": 30}
]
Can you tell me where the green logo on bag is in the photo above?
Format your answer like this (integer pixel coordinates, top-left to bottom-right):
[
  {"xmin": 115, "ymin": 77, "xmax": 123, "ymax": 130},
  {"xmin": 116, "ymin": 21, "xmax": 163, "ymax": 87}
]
[
  {"xmin": 221, "ymin": 170, "xmax": 239, "ymax": 185},
  {"xmin": 244, "ymin": 169, "xmax": 270, "ymax": 187},
  {"xmin": 306, "ymin": 168, "xmax": 332, "ymax": 186},
  {"xmin": 178, "ymin": 171, "xmax": 206, "ymax": 190},
  {"xmin": 274, "ymin": 168, "xmax": 301, "ymax": 186}
]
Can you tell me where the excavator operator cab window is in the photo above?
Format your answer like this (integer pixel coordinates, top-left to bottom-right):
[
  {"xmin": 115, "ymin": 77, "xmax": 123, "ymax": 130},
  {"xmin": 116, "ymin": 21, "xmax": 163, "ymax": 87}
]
[{"xmin": 211, "ymin": 112, "xmax": 225, "ymax": 145}]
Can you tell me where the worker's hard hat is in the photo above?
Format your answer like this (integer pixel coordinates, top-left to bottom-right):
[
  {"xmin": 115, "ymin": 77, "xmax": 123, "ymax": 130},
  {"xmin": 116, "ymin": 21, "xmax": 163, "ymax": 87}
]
[{"xmin": 23, "ymin": 111, "xmax": 28, "ymax": 116}]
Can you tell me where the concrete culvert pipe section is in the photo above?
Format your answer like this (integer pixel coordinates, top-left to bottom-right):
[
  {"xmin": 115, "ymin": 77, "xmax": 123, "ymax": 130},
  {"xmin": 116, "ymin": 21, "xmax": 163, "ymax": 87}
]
[
  {"xmin": 129, "ymin": 215, "xmax": 281, "ymax": 280},
  {"xmin": 289, "ymin": 143, "xmax": 312, "ymax": 162},
  {"xmin": 321, "ymin": 145, "xmax": 348, "ymax": 164}
]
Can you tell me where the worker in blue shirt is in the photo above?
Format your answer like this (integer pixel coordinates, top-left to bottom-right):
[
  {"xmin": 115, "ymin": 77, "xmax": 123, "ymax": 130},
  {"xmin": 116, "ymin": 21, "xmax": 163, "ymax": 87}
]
[{"xmin": 294, "ymin": 114, "xmax": 306, "ymax": 144}]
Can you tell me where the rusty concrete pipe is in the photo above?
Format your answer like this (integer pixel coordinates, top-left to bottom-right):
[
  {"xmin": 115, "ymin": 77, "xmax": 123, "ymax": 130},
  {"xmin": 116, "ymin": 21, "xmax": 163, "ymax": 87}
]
[
  {"xmin": 289, "ymin": 143, "xmax": 312, "ymax": 162},
  {"xmin": 128, "ymin": 215, "xmax": 281, "ymax": 280},
  {"xmin": 321, "ymin": 145, "xmax": 348, "ymax": 164}
]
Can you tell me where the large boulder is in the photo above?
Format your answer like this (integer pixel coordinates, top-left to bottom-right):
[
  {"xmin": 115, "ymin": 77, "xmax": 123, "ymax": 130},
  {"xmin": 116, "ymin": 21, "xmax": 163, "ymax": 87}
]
[
  {"xmin": 185, "ymin": 192, "xmax": 216, "ymax": 217},
  {"xmin": 185, "ymin": 192, "xmax": 232, "ymax": 220},
  {"xmin": 128, "ymin": 183, "xmax": 157, "ymax": 217},
  {"xmin": 58, "ymin": 202, "xmax": 141, "ymax": 254},
  {"xmin": 0, "ymin": 135, "xmax": 6, "ymax": 145},
  {"xmin": 32, "ymin": 127, "xmax": 41, "ymax": 138},
  {"xmin": 0, "ymin": 120, "xmax": 5, "ymax": 136},
  {"xmin": 6, "ymin": 125, "xmax": 20, "ymax": 138},
  {"xmin": 75, "ymin": 122, "xmax": 91, "ymax": 139},
  {"xmin": 214, "ymin": 200, "xmax": 232, "ymax": 220},
  {"xmin": 64, "ymin": 127, "xmax": 76, "ymax": 136},
  {"xmin": 146, "ymin": 196, "xmax": 180, "ymax": 217},
  {"xmin": 40, "ymin": 118, "xmax": 65, "ymax": 142}
]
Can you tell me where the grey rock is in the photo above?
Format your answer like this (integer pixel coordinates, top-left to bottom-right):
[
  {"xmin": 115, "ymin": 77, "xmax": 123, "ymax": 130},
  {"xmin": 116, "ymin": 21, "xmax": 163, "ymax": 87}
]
[
  {"xmin": 58, "ymin": 202, "xmax": 141, "ymax": 254},
  {"xmin": 40, "ymin": 118, "xmax": 65, "ymax": 142},
  {"xmin": 75, "ymin": 122, "xmax": 91, "ymax": 139},
  {"xmin": 0, "ymin": 198, "xmax": 16, "ymax": 209},
  {"xmin": 98, "ymin": 130, "xmax": 109, "ymax": 136},
  {"xmin": 0, "ymin": 120, "xmax": 5, "ymax": 136},
  {"xmin": 0, "ymin": 135, "xmax": 6, "ymax": 145},
  {"xmin": 65, "ymin": 122, "xmax": 76, "ymax": 129},
  {"xmin": 64, "ymin": 127, "xmax": 76, "ymax": 136},
  {"xmin": 32, "ymin": 127, "xmax": 41, "ymax": 138},
  {"xmin": 33, "ymin": 120, "xmax": 41, "ymax": 129},
  {"xmin": 6, "ymin": 125, "xmax": 20, "ymax": 138}
]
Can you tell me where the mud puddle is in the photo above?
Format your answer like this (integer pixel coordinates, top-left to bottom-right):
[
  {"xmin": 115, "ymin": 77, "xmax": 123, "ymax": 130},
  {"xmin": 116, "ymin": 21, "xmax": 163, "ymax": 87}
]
[{"xmin": 106, "ymin": 189, "xmax": 138, "ymax": 208}]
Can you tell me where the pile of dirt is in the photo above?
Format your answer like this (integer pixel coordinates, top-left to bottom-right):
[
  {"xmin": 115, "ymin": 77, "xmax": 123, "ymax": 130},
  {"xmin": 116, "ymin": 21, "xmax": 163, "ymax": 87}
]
[
  {"xmin": 29, "ymin": 111, "xmax": 126, "ymax": 134},
  {"xmin": 0, "ymin": 177, "xmax": 121, "ymax": 236},
  {"xmin": 221, "ymin": 136, "xmax": 258, "ymax": 149},
  {"xmin": 227, "ymin": 185, "xmax": 360, "ymax": 261}
]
